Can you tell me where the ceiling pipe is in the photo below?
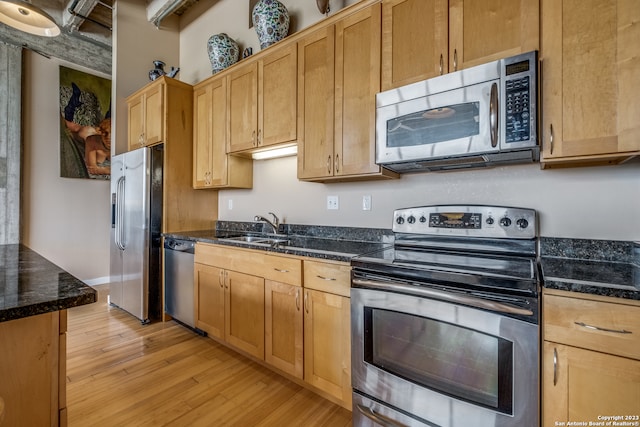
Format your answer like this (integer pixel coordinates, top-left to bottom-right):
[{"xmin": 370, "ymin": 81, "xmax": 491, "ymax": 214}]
[{"xmin": 68, "ymin": 0, "xmax": 111, "ymax": 31}]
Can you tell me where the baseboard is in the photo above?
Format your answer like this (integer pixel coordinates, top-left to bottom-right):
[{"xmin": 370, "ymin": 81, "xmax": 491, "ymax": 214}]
[{"xmin": 82, "ymin": 276, "xmax": 111, "ymax": 286}]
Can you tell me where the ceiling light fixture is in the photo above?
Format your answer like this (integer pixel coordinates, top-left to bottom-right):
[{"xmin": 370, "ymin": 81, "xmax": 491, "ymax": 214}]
[{"xmin": 0, "ymin": 0, "xmax": 60, "ymax": 37}]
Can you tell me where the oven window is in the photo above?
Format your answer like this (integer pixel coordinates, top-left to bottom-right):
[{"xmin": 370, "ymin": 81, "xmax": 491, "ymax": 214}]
[
  {"xmin": 364, "ymin": 308, "xmax": 513, "ymax": 414},
  {"xmin": 386, "ymin": 102, "xmax": 480, "ymax": 148}
]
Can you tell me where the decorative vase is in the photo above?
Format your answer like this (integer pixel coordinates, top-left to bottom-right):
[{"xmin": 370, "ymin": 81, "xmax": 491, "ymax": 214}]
[
  {"xmin": 207, "ymin": 33, "xmax": 240, "ymax": 74},
  {"xmin": 148, "ymin": 60, "xmax": 166, "ymax": 81},
  {"xmin": 252, "ymin": 0, "xmax": 290, "ymax": 50}
]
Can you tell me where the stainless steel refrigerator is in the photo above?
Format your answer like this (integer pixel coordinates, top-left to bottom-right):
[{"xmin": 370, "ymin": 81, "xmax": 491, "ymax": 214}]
[{"xmin": 109, "ymin": 145, "xmax": 163, "ymax": 323}]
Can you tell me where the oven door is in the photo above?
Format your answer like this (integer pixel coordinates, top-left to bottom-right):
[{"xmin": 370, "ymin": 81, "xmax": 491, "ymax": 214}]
[
  {"xmin": 351, "ymin": 284, "xmax": 539, "ymax": 427},
  {"xmin": 375, "ymin": 79, "xmax": 498, "ymax": 166}
]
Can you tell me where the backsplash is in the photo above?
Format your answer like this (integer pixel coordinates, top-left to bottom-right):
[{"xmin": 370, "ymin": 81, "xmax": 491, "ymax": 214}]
[{"xmin": 540, "ymin": 237, "xmax": 638, "ymax": 264}]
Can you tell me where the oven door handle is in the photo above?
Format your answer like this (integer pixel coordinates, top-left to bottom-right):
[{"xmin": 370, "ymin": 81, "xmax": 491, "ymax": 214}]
[
  {"xmin": 353, "ymin": 277, "xmax": 534, "ymax": 317},
  {"xmin": 356, "ymin": 404, "xmax": 409, "ymax": 427}
]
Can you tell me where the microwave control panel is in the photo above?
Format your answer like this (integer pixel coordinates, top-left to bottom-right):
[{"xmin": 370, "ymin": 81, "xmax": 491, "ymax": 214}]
[{"xmin": 505, "ymin": 76, "xmax": 531, "ymax": 143}]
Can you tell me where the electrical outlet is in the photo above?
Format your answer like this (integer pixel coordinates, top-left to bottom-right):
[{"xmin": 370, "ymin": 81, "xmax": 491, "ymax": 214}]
[
  {"xmin": 327, "ymin": 195, "xmax": 339, "ymax": 210},
  {"xmin": 362, "ymin": 195, "xmax": 372, "ymax": 211}
]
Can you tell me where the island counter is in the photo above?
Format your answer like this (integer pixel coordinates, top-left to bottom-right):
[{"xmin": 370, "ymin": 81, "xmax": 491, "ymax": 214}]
[{"xmin": 0, "ymin": 244, "xmax": 97, "ymax": 426}]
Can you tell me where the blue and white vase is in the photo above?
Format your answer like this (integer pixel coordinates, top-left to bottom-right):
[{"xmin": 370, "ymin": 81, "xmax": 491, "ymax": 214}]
[
  {"xmin": 252, "ymin": 0, "xmax": 290, "ymax": 50},
  {"xmin": 207, "ymin": 33, "xmax": 240, "ymax": 74}
]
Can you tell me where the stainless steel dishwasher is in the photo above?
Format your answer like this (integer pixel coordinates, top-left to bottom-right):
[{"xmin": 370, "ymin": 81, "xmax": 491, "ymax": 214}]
[{"xmin": 164, "ymin": 238, "xmax": 204, "ymax": 334}]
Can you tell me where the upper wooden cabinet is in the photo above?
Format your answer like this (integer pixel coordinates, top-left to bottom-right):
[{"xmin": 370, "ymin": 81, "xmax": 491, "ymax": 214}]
[
  {"xmin": 542, "ymin": 290, "xmax": 640, "ymax": 426},
  {"xmin": 298, "ymin": 3, "xmax": 398, "ymax": 182},
  {"xmin": 227, "ymin": 43, "xmax": 297, "ymax": 154},
  {"xmin": 127, "ymin": 80, "xmax": 164, "ymax": 150},
  {"xmin": 540, "ymin": 0, "xmax": 640, "ymax": 167},
  {"xmin": 381, "ymin": 0, "xmax": 539, "ymax": 91},
  {"xmin": 193, "ymin": 75, "xmax": 252, "ymax": 189}
]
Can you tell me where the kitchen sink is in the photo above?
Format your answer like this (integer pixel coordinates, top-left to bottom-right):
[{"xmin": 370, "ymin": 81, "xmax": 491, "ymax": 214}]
[{"xmin": 223, "ymin": 235, "xmax": 291, "ymax": 246}]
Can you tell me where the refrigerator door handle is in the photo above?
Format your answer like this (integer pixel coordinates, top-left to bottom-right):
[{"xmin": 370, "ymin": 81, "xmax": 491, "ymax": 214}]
[{"xmin": 115, "ymin": 176, "xmax": 126, "ymax": 250}]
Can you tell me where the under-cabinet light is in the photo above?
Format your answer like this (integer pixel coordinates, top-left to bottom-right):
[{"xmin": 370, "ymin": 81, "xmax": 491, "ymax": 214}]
[{"xmin": 251, "ymin": 145, "xmax": 298, "ymax": 160}]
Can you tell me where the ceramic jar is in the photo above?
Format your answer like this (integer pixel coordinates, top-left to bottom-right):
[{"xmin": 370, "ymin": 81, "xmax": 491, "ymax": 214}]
[
  {"xmin": 252, "ymin": 0, "xmax": 290, "ymax": 49},
  {"xmin": 207, "ymin": 33, "xmax": 240, "ymax": 74},
  {"xmin": 148, "ymin": 60, "xmax": 166, "ymax": 81}
]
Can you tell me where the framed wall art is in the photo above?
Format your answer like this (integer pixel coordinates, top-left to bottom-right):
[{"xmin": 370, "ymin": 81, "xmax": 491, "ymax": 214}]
[{"xmin": 59, "ymin": 66, "xmax": 112, "ymax": 179}]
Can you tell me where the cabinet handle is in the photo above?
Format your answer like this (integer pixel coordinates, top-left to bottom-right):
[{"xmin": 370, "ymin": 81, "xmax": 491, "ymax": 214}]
[
  {"xmin": 224, "ymin": 271, "xmax": 229, "ymax": 289},
  {"xmin": 252, "ymin": 130, "xmax": 256, "ymax": 147},
  {"xmin": 218, "ymin": 270, "xmax": 224, "ymax": 288},
  {"xmin": 453, "ymin": 49, "xmax": 458, "ymax": 71},
  {"xmin": 139, "ymin": 133, "xmax": 145, "ymax": 145},
  {"xmin": 549, "ymin": 124, "xmax": 554, "ymax": 155},
  {"xmin": 304, "ymin": 291, "xmax": 309, "ymax": 314},
  {"xmin": 257, "ymin": 129, "xmax": 262, "ymax": 146},
  {"xmin": 574, "ymin": 321, "xmax": 632, "ymax": 334},
  {"xmin": 553, "ymin": 347, "xmax": 558, "ymax": 386},
  {"xmin": 335, "ymin": 154, "xmax": 340, "ymax": 173},
  {"xmin": 295, "ymin": 289, "xmax": 300, "ymax": 311},
  {"xmin": 327, "ymin": 155, "xmax": 331, "ymax": 174},
  {"xmin": 316, "ymin": 275, "xmax": 336, "ymax": 281},
  {"xmin": 439, "ymin": 54, "xmax": 443, "ymax": 75},
  {"xmin": 273, "ymin": 268, "xmax": 289, "ymax": 273}
]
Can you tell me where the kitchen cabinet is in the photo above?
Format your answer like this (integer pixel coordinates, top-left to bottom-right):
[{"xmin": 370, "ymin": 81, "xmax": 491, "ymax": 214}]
[
  {"xmin": 126, "ymin": 77, "xmax": 217, "ymax": 233},
  {"xmin": 542, "ymin": 290, "xmax": 640, "ymax": 426},
  {"xmin": 303, "ymin": 260, "xmax": 352, "ymax": 409},
  {"xmin": 0, "ymin": 311, "xmax": 67, "ymax": 426},
  {"xmin": 265, "ymin": 280, "xmax": 303, "ymax": 379},
  {"xmin": 381, "ymin": 0, "xmax": 539, "ymax": 91},
  {"xmin": 194, "ymin": 245, "xmax": 265, "ymax": 359},
  {"xmin": 127, "ymin": 79, "xmax": 163, "ymax": 150},
  {"xmin": 227, "ymin": 43, "xmax": 297, "ymax": 154},
  {"xmin": 540, "ymin": 0, "xmax": 640, "ymax": 167},
  {"xmin": 298, "ymin": 3, "xmax": 397, "ymax": 182},
  {"xmin": 193, "ymin": 75, "xmax": 252, "ymax": 189}
]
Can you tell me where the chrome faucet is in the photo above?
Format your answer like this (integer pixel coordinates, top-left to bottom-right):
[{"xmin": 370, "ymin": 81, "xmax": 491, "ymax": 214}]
[{"xmin": 254, "ymin": 212, "xmax": 280, "ymax": 234}]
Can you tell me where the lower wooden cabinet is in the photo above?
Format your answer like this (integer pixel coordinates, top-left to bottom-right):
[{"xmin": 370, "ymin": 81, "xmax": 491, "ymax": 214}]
[
  {"xmin": 543, "ymin": 342, "xmax": 640, "ymax": 425},
  {"xmin": 542, "ymin": 290, "xmax": 640, "ymax": 425},
  {"xmin": 265, "ymin": 280, "xmax": 304, "ymax": 379},
  {"xmin": 303, "ymin": 288, "xmax": 352, "ymax": 407},
  {"xmin": 194, "ymin": 261, "xmax": 265, "ymax": 359}
]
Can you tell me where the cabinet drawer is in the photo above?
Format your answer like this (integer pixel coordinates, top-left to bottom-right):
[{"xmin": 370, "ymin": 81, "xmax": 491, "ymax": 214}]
[
  {"xmin": 262, "ymin": 254, "xmax": 302, "ymax": 286},
  {"xmin": 544, "ymin": 294, "xmax": 640, "ymax": 360},
  {"xmin": 304, "ymin": 260, "xmax": 350, "ymax": 297},
  {"xmin": 195, "ymin": 243, "xmax": 263, "ymax": 275}
]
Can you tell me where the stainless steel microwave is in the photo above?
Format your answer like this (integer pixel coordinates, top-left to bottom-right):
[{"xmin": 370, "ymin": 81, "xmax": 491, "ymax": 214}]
[{"xmin": 376, "ymin": 51, "xmax": 539, "ymax": 172}]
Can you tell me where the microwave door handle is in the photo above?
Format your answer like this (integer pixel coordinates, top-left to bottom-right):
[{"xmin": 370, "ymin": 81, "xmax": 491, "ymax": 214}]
[
  {"xmin": 352, "ymin": 277, "xmax": 533, "ymax": 316},
  {"xmin": 490, "ymin": 82, "xmax": 498, "ymax": 148}
]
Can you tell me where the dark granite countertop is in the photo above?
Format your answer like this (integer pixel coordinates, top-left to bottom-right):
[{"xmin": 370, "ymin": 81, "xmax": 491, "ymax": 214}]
[
  {"xmin": 0, "ymin": 244, "xmax": 97, "ymax": 323},
  {"xmin": 165, "ymin": 222, "xmax": 393, "ymax": 263},
  {"xmin": 540, "ymin": 238, "xmax": 640, "ymax": 301}
]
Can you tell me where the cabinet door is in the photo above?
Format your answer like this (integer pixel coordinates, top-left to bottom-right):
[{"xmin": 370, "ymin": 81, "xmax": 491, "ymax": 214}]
[
  {"xmin": 264, "ymin": 280, "xmax": 303, "ymax": 379},
  {"xmin": 297, "ymin": 26, "xmax": 336, "ymax": 180},
  {"xmin": 335, "ymin": 3, "xmax": 382, "ymax": 177},
  {"xmin": 303, "ymin": 289, "xmax": 351, "ymax": 406},
  {"xmin": 541, "ymin": 0, "xmax": 640, "ymax": 163},
  {"xmin": 225, "ymin": 270, "xmax": 265, "ymax": 359},
  {"xmin": 127, "ymin": 95, "xmax": 144, "ymax": 151},
  {"xmin": 209, "ymin": 77, "xmax": 231, "ymax": 186},
  {"xmin": 194, "ymin": 263, "xmax": 225, "ymax": 339},
  {"xmin": 448, "ymin": 0, "xmax": 539, "ymax": 71},
  {"xmin": 259, "ymin": 43, "xmax": 297, "ymax": 148},
  {"xmin": 381, "ymin": 0, "xmax": 449, "ymax": 91},
  {"xmin": 193, "ymin": 84, "xmax": 213, "ymax": 188},
  {"xmin": 228, "ymin": 62, "xmax": 258, "ymax": 153},
  {"xmin": 143, "ymin": 83, "xmax": 164, "ymax": 146},
  {"xmin": 543, "ymin": 342, "xmax": 640, "ymax": 426}
]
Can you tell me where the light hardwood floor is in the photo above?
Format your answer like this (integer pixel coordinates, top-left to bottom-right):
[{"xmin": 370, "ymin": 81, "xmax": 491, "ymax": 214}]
[{"xmin": 66, "ymin": 285, "xmax": 352, "ymax": 426}]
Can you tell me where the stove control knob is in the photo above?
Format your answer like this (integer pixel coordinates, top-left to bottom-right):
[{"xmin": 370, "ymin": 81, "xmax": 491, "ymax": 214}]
[
  {"xmin": 500, "ymin": 217, "xmax": 512, "ymax": 227},
  {"xmin": 407, "ymin": 215, "xmax": 416, "ymax": 224},
  {"xmin": 486, "ymin": 217, "xmax": 494, "ymax": 225},
  {"xmin": 419, "ymin": 216, "xmax": 427, "ymax": 223},
  {"xmin": 396, "ymin": 216, "xmax": 405, "ymax": 225},
  {"xmin": 516, "ymin": 218, "xmax": 529, "ymax": 229}
]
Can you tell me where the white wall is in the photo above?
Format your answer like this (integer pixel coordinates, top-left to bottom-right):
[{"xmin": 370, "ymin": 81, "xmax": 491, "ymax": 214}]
[
  {"xmin": 178, "ymin": 0, "xmax": 640, "ymax": 241},
  {"xmin": 22, "ymin": 51, "xmax": 112, "ymax": 283}
]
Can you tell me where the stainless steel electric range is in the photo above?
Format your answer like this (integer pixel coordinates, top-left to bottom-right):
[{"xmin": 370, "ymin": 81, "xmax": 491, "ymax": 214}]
[{"xmin": 351, "ymin": 204, "xmax": 541, "ymax": 427}]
